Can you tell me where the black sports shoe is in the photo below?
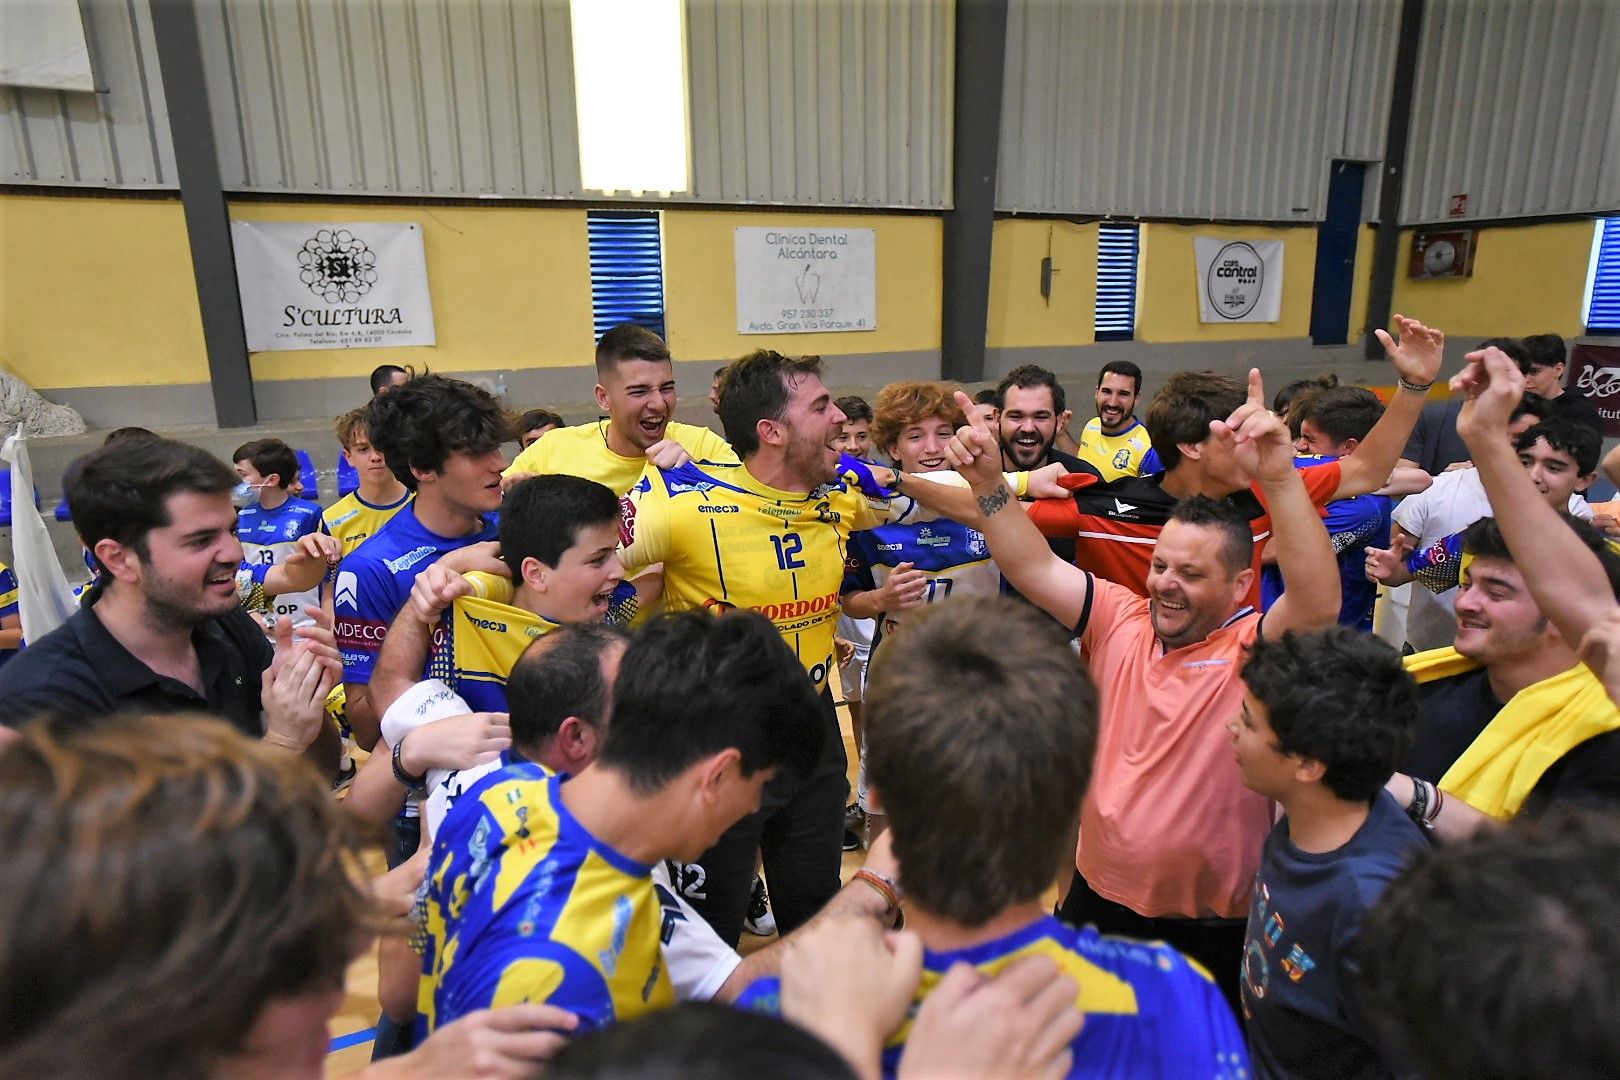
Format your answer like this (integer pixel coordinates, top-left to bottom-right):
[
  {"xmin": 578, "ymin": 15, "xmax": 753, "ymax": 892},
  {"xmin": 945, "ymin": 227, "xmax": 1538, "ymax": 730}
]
[
  {"xmin": 743, "ymin": 875, "xmax": 776, "ymax": 936},
  {"xmin": 843, "ymin": 803, "xmax": 866, "ymax": 851}
]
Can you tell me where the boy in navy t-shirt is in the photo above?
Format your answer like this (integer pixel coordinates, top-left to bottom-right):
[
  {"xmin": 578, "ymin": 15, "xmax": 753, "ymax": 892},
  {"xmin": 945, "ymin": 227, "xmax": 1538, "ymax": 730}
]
[{"xmin": 1232, "ymin": 627, "xmax": 1428, "ymax": 1079}]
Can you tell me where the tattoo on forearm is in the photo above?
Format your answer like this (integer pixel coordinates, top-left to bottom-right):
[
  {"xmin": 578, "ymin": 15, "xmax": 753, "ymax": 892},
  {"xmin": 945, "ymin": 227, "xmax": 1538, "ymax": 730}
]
[{"xmin": 976, "ymin": 483, "xmax": 1011, "ymax": 517}]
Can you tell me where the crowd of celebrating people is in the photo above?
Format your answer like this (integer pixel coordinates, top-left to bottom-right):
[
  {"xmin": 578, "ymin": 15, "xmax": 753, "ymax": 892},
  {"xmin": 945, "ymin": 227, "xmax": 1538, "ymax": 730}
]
[{"xmin": 1, "ymin": 318, "xmax": 1617, "ymax": 1079}]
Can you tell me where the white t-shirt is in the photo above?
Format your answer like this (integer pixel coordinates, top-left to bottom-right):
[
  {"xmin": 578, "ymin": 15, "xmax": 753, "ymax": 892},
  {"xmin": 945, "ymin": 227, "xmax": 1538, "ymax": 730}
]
[
  {"xmin": 380, "ymin": 679, "xmax": 742, "ymax": 1002},
  {"xmin": 1392, "ymin": 468, "xmax": 1591, "ymax": 652}
]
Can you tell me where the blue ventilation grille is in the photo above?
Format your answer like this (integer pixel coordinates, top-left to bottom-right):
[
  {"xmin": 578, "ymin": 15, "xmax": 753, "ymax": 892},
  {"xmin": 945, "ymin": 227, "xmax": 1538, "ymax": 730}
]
[{"xmin": 588, "ymin": 211, "xmax": 666, "ymax": 341}]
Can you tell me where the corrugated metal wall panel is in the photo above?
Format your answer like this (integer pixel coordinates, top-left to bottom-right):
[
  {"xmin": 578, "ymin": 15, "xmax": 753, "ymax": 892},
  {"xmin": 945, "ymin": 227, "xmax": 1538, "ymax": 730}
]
[
  {"xmin": 1401, "ymin": 0, "xmax": 1620, "ymax": 224},
  {"xmin": 2, "ymin": 0, "xmax": 174, "ymax": 187},
  {"xmin": 195, "ymin": 0, "xmax": 580, "ymax": 197},
  {"xmin": 1336, "ymin": 0, "xmax": 1399, "ymax": 163},
  {"xmin": 682, "ymin": 0, "xmax": 951, "ymax": 208},
  {"xmin": 997, "ymin": 0, "xmax": 1398, "ymax": 222}
]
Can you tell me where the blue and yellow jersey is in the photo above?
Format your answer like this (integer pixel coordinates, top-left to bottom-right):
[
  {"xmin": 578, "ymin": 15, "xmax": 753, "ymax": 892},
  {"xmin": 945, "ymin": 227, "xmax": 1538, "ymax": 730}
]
[
  {"xmin": 505, "ymin": 420, "xmax": 737, "ymax": 496},
  {"xmin": 0, "ymin": 561, "xmax": 18, "ymax": 622},
  {"xmin": 424, "ymin": 586, "xmax": 639, "ymax": 713},
  {"xmin": 619, "ymin": 461, "xmax": 896, "ymax": 691},
  {"xmin": 321, "ymin": 489, "xmax": 413, "ymax": 558},
  {"xmin": 736, "ymin": 915, "xmax": 1248, "ymax": 1079},
  {"xmin": 237, "ymin": 496, "xmax": 324, "ymax": 629},
  {"xmin": 0, "ymin": 561, "xmax": 18, "ymax": 668},
  {"xmin": 844, "ymin": 507, "xmax": 1002, "ymax": 641},
  {"xmin": 1077, "ymin": 417, "xmax": 1151, "ymax": 482},
  {"xmin": 421, "ymin": 766, "xmax": 674, "ymax": 1035}
]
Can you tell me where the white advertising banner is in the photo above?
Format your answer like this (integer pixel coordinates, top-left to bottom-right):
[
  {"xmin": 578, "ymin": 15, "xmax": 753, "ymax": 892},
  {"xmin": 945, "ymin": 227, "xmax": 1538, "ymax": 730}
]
[
  {"xmin": 735, "ymin": 227, "xmax": 877, "ymax": 334},
  {"xmin": 1195, "ymin": 238, "xmax": 1284, "ymax": 323},
  {"xmin": 232, "ymin": 221, "xmax": 436, "ymax": 351}
]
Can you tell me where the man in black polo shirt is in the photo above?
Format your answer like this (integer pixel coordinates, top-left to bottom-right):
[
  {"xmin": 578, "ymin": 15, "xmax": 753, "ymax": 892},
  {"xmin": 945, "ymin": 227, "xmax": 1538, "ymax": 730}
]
[{"xmin": 0, "ymin": 437, "xmax": 340, "ymax": 770}]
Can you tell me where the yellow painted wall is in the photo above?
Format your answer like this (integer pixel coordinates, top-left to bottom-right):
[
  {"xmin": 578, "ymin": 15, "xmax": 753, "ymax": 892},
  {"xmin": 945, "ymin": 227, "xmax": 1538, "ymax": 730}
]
[
  {"xmin": 1348, "ymin": 224, "xmax": 1377, "ymax": 342},
  {"xmin": 233, "ymin": 202, "xmax": 594, "ymax": 381},
  {"xmin": 986, "ymin": 218, "xmax": 1098, "ymax": 348},
  {"xmin": 661, "ymin": 209, "xmax": 942, "ymax": 360},
  {"xmin": 1136, "ymin": 222, "xmax": 1317, "ymax": 342},
  {"xmin": 0, "ymin": 194, "xmax": 209, "ymax": 389},
  {"xmin": 1389, "ymin": 219, "xmax": 1593, "ymax": 339}
]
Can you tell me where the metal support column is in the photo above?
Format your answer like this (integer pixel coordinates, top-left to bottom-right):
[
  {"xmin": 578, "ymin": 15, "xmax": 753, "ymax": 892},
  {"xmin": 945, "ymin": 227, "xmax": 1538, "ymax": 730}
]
[
  {"xmin": 940, "ymin": 0, "xmax": 1010, "ymax": 384},
  {"xmin": 149, "ymin": 0, "xmax": 257, "ymax": 426},
  {"xmin": 1364, "ymin": 0, "xmax": 1426, "ymax": 360}
]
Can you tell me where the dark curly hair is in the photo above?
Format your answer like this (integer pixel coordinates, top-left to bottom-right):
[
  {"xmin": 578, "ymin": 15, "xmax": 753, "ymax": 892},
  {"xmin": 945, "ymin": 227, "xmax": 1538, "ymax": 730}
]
[
  {"xmin": 363, "ymin": 373, "xmax": 513, "ymax": 490},
  {"xmin": 1242, "ymin": 627, "xmax": 1420, "ymax": 801}
]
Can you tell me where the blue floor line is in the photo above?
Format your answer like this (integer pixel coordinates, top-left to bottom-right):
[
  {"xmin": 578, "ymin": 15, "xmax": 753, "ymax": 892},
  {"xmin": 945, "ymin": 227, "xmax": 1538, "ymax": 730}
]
[{"xmin": 329, "ymin": 1026, "xmax": 378, "ymax": 1053}]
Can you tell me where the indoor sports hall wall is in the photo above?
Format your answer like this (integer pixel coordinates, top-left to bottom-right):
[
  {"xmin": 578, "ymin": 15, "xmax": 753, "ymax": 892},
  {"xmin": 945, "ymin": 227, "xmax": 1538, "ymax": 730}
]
[{"xmin": 4, "ymin": 189, "xmax": 1601, "ymax": 429}]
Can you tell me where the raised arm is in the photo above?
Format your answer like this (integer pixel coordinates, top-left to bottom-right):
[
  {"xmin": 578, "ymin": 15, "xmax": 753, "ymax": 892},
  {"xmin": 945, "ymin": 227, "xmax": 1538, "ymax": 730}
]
[
  {"xmin": 1223, "ymin": 370, "xmax": 1339, "ymax": 636},
  {"xmin": 1335, "ymin": 315, "xmax": 1446, "ymax": 498},
  {"xmin": 942, "ymin": 393, "xmax": 1094, "ymax": 630},
  {"xmin": 1455, "ymin": 346, "xmax": 1617, "ymax": 646},
  {"xmin": 371, "ymin": 562, "xmax": 472, "ymax": 719}
]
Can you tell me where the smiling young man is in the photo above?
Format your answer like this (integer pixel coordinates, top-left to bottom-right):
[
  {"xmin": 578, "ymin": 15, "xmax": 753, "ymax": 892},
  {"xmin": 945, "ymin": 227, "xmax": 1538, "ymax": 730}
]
[
  {"xmin": 335, "ymin": 374, "xmax": 509, "ymax": 752},
  {"xmin": 994, "ymin": 364, "xmax": 1089, "ymax": 474},
  {"xmin": 1076, "ymin": 360, "xmax": 1151, "ymax": 481},
  {"xmin": 1388, "ymin": 515, "xmax": 1620, "ymax": 842},
  {"xmin": 842, "ymin": 382, "xmax": 1003, "ymax": 649},
  {"xmin": 505, "ymin": 324, "xmax": 735, "ymax": 497},
  {"xmin": 420, "ymin": 608, "xmax": 824, "ymax": 1035},
  {"xmin": 1378, "ymin": 348, "xmax": 1620, "ymax": 844},
  {"xmin": 0, "ymin": 437, "xmax": 341, "ymax": 770},
  {"xmin": 365, "ymin": 475, "xmax": 638, "ymax": 724},
  {"xmin": 935, "ymin": 372, "xmax": 1342, "ymax": 1010}
]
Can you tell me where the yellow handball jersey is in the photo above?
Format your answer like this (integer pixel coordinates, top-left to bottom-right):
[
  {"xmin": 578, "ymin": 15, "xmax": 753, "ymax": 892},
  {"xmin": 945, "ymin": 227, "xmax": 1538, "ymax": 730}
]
[
  {"xmin": 321, "ymin": 489, "xmax": 413, "ymax": 557},
  {"xmin": 1077, "ymin": 417, "xmax": 1151, "ymax": 482},
  {"xmin": 504, "ymin": 421, "xmax": 737, "ymax": 496},
  {"xmin": 615, "ymin": 459, "xmax": 1019, "ymax": 692},
  {"xmin": 619, "ymin": 461, "xmax": 899, "ymax": 691},
  {"xmin": 422, "ymin": 766, "xmax": 675, "ymax": 1034},
  {"xmin": 426, "ymin": 593, "xmax": 565, "ymax": 714}
]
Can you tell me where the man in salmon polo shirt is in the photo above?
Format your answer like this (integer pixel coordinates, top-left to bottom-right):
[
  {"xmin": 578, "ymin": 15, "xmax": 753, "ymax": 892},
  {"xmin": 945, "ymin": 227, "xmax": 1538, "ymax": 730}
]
[{"xmin": 935, "ymin": 373, "xmax": 1341, "ymax": 1013}]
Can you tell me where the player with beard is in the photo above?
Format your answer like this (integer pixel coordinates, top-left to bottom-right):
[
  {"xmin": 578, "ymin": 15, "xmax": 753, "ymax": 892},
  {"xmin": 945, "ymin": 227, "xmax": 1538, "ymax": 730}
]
[
  {"xmin": 994, "ymin": 365, "xmax": 1093, "ymax": 476},
  {"xmin": 505, "ymin": 323, "xmax": 735, "ymax": 496},
  {"xmin": 993, "ymin": 365, "xmax": 1098, "ymax": 578},
  {"xmin": 617, "ymin": 350, "xmax": 931, "ymax": 948},
  {"xmin": 1077, "ymin": 360, "xmax": 1151, "ymax": 481}
]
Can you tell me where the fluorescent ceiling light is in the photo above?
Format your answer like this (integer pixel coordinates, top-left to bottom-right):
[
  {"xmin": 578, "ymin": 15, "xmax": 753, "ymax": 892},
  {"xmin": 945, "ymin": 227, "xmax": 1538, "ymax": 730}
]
[{"xmin": 571, "ymin": 0, "xmax": 691, "ymax": 196}]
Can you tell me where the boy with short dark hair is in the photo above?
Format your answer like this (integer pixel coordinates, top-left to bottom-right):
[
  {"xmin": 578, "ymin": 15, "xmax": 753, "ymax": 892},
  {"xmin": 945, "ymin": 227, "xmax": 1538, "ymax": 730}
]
[
  {"xmin": 1232, "ymin": 627, "xmax": 1427, "ymax": 1079},
  {"xmin": 233, "ymin": 437, "xmax": 323, "ymax": 631}
]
